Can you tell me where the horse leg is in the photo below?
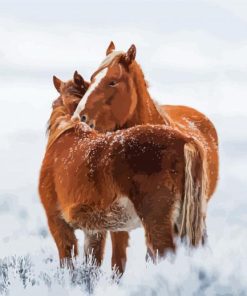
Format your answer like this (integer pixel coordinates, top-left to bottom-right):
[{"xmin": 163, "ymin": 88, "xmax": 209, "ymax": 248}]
[
  {"xmin": 39, "ymin": 172, "xmax": 77, "ymax": 268},
  {"xmin": 83, "ymin": 230, "xmax": 107, "ymax": 266},
  {"xmin": 135, "ymin": 193, "xmax": 176, "ymax": 262},
  {"xmin": 110, "ymin": 231, "xmax": 129, "ymax": 274},
  {"xmin": 47, "ymin": 214, "xmax": 78, "ymax": 268},
  {"xmin": 142, "ymin": 214, "xmax": 175, "ymax": 262}
]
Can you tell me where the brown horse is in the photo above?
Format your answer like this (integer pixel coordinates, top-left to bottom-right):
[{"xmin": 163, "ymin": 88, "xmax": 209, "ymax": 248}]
[
  {"xmin": 45, "ymin": 72, "xmax": 129, "ymax": 273},
  {"xmin": 39, "ymin": 73, "xmax": 207, "ymax": 273},
  {"xmin": 72, "ymin": 42, "xmax": 218, "ymax": 272}
]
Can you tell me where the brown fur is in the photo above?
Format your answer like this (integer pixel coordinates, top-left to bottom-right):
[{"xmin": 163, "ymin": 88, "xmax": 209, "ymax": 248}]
[{"xmin": 39, "ymin": 77, "xmax": 206, "ymax": 271}]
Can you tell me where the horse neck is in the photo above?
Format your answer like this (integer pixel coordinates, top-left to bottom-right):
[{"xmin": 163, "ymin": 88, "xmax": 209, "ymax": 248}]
[{"xmin": 127, "ymin": 63, "xmax": 170, "ymax": 126}]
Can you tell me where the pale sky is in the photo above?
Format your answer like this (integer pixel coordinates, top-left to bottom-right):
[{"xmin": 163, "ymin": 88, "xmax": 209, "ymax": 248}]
[{"xmin": 0, "ymin": 0, "xmax": 247, "ymax": 140}]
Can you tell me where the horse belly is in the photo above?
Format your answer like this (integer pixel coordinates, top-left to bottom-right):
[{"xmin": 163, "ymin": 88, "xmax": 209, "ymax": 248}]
[
  {"xmin": 110, "ymin": 197, "xmax": 141, "ymax": 231},
  {"xmin": 68, "ymin": 197, "xmax": 141, "ymax": 232}
]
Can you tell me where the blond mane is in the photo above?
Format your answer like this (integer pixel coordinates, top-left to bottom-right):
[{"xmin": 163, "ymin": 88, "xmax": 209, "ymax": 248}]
[
  {"xmin": 47, "ymin": 105, "xmax": 67, "ymax": 134},
  {"xmin": 46, "ymin": 105, "xmax": 72, "ymax": 149},
  {"xmin": 128, "ymin": 61, "xmax": 172, "ymax": 126},
  {"xmin": 91, "ymin": 50, "xmax": 124, "ymax": 80}
]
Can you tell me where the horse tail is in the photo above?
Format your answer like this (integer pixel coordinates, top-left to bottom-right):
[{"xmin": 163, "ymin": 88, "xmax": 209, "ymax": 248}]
[{"xmin": 178, "ymin": 141, "xmax": 208, "ymax": 246}]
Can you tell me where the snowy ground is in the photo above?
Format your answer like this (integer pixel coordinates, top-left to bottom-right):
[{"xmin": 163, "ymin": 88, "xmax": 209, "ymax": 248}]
[
  {"xmin": 1, "ymin": 108, "xmax": 247, "ymax": 295},
  {"xmin": 1, "ymin": 1, "xmax": 247, "ymax": 295}
]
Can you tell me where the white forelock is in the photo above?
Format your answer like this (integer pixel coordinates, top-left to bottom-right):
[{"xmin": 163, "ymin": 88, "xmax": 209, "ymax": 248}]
[
  {"xmin": 98, "ymin": 50, "xmax": 125, "ymax": 69},
  {"xmin": 72, "ymin": 68, "xmax": 108, "ymax": 120}
]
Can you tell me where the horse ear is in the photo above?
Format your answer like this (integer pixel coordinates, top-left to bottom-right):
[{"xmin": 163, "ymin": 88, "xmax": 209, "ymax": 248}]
[
  {"xmin": 73, "ymin": 70, "xmax": 85, "ymax": 88},
  {"xmin": 121, "ymin": 44, "xmax": 136, "ymax": 66},
  {"xmin": 106, "ymin": 41, "xmax": 115, "ymax": 55},
  {"xmin": 53, "ymin": 75, "xmax": 63, "ymax": 92}
]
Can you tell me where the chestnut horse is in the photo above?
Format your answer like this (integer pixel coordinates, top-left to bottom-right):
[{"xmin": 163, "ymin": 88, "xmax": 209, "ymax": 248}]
[
  {"xmin": 72, "ymin": 42, "xmax": 218, "ymax": 272},
  {"xmin": 42, "ymin": 71, "xmax": 128, "ymax": 273},
  {"xmin": 39, "ymin": 73, "xmax": 207, "ymax": 273}
]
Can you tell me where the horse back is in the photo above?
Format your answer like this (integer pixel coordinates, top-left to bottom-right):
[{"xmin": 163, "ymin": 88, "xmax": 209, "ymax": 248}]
[
  {"xmin": 44, "ymin": 130, "xmax": 120, "ymax": 214},
  {"xmin": 111, "ymin": 126, "xmax": 187, "ymax": 206}
]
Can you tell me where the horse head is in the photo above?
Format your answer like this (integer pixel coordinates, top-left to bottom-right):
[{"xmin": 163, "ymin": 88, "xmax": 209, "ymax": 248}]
[
  {"xmin": 47, "ymin": 71, "xmax": 90, "ymax": 135},
  {"xmin": 52, "ymin": 71, "xmax": 89, "ymax": 115},
  {"xmin": 72, "ymin": 42, "xmax": 139, "ymax": 132}
]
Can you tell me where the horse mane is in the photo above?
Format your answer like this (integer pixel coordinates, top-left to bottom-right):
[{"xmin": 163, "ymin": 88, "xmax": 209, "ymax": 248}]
[
  {"xmin": 99, "ymin": 51, "xmax": 124, "ymax": 69},
  {"xmin": 46, "ymin": 105, "xmax": 67, "ymax": 136},
  {"xmin": 91, "ymin": 51, "xmax": 124, "ymax": 80},
  {"xmin": 129, "ymin": 61, "xmax": 172, "ymax": 125},
  {"xmin": 46, "ymin": 103, "xmax": 85, "ymax": 151}
]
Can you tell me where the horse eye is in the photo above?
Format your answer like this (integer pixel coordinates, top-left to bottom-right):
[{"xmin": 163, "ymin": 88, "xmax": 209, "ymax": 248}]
[
  {"xmin": 108, "ymin": 81, "xmax": 117, "ymax": 87},
  {"xmin": 81, "ymin": 115, "xmax": 87, "ymax": 122}
]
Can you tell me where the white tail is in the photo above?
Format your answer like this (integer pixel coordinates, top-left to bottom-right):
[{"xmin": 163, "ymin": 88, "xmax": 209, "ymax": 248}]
[{"xmin": 178, "ymin": 142, "xmax": 208, "ymax": 246}]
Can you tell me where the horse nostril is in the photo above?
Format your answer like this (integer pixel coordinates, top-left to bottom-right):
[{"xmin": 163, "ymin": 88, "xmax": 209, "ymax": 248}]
[
  {"xmin": 81, "ymin": 115, "xmax": 87, "ymax": 122},
  {"xmin": 89, "ymin": 123, "xmax": 95, "ymax": 129}
]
